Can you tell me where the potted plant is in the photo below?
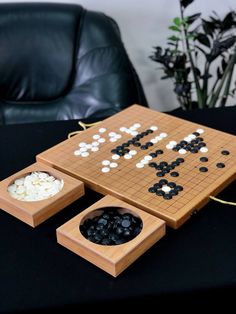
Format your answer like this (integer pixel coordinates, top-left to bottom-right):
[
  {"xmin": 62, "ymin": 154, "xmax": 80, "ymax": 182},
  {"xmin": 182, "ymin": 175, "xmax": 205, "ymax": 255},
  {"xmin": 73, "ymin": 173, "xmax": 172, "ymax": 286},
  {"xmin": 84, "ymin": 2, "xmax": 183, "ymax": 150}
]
[{"xmin": 150, "ymin": 0, "xmax": 236, "ymax": 110}]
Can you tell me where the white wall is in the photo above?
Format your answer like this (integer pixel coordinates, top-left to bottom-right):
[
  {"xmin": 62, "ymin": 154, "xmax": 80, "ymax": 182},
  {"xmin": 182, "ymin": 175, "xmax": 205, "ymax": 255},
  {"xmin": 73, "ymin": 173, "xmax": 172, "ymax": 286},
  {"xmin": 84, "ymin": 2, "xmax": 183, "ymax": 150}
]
[{"xmin": 2, "ymin": 0, "xmax": 236, "ymax": 110}]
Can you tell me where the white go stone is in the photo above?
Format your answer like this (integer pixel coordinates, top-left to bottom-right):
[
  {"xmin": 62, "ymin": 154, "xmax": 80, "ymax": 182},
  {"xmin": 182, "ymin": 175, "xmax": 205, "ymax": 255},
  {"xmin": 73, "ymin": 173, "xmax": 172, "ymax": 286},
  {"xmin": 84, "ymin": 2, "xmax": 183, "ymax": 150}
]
[
  {"xmin": 162, "ymin": 185, "xmax": 171, "ymax": 193},
  {"xmin": 80, "ymin": 147, "xmax": 87, "ymax": 152},
  {"xmin": 133, "ymin": 123, "xmax": 141, "ymax": 128},
  {"xmin": 124, "ymin": 154, "xmax": 132, "ymax": 159},
  {"xmin": 85, "ymin": 144, "xmax": 92, "ymax": 149},
  {"xmin": 129, "ymin": 150, "xmax": 137, "ymax": 155},
  {"xmin": 131, "ymin": 131, "xmax": 138, "ymax": 136},
  {"xmin": 92, "ymin": 141, "xmax": 99, "ymax": 147},
  {"xmin": 7, "ymin": 171, "xmax": 64, "ymax": 202},
  {"xmin": 98, "ymin": 138, "xmax": 106, "ymax": 143},
  {"xmin": 93, "ymin": 134, "xmax": 100, "ymax": 140},
  {"xmin": 150, "ymin": 126, "xmax": 158, "ymax": 131},
  {"xmin": 200, "ymin": 147, "xmax": 208, "ymax": 153},
  {"xmin": 144, "ymin": 155, "xmax": 152, "ymax": 161},
  {"xmin": 74, "ymin": 150, "xmax": 81, "ymax": 156},
  {"xmin": 99, "ymin": 128, "xmax": 106, "ymax": 133},
  {"xmin": 197, "ymin": 128, "xmax": 204, "ymax": 134},
  {"xmin": 184, "ymin": 137, "xmax": 191, "ymax": 142},
  {"xmin": 110, "ymin": 162, "xmax": 118, "ymax": 168},
  {"xmin": 119, "ymin": 126, "xmax": 127, "ymax": 132},
  {"xmin": 81, "ymin": 152, "xmax": 89, "ymax": 157},
  {"xmin": 112, "ymin": 154, "xmax": 120, "ymax": 160},
  {"xmin": 91, "ymin": 147, "xmax": 99, "ymax": 152},
  {"xmin": 169, "ymin": 140, "xmax": 177, "ymax": 146},
  {"xmin": 140, "ymin": 159, "xmax": 149, "ymax": 164},
  {"xmin": 79, "ymin": 142, "xmax": 87, "ymax": 148},
  {"xmin": 179, "ymin": 148, "xmax": 187, "ymax": 154},
  {"xmin": 109, "ymin": 132, "xmax": 116, "ymax": 137},
  {"xmin": 110, "ymin": 137, "xmax": 117, "ymax": 142},
  {"xmin": 136, "ymin": 163, "xmax": 144, "ymax": 168},
  {"xmin": 150, "ymin": 138, "xmax": 158, "ymax": 144},
  {"xmin": 102, "ymin": 160, "xmax": 110, "ymax": 166},
  {"xmin": 160, "ymin": 132, "xmax": 167, "ymax": 138},
  {"xmin": 101, "ymin": 167, "xmax": 110, "ymax": 173},
  {"xmin": 166, "ymin": 144, "xmax": 174, "ymax": 150},
  {"xmin": 189, "ymin": 134, "xmax": 196, "ymax": 139}
]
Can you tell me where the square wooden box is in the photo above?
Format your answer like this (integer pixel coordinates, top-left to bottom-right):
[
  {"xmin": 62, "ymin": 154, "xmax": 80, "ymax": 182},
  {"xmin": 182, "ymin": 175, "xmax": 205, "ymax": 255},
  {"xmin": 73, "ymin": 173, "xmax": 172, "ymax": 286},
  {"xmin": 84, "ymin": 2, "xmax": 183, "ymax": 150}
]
[
  {"xmin": 56, "ymin": 195, "xmax": 166, "ymax": 277},
  {"xmin": 0, "ymin": 162, "xmax": 84, "ymax": 227}
]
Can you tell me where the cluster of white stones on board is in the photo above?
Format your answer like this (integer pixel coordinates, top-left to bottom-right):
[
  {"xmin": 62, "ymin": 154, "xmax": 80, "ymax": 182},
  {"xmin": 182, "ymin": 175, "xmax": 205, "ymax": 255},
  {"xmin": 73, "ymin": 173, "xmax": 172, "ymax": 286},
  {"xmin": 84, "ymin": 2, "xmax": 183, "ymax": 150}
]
[
  {"xmin": 101, "ymin": 160, "xmax": 119, "ymax": 173},
  {"xmin": 74, "ymin": 127, "xmax": 108, "ymax": 157},
  {"xmin": 7, "ymin": 172, "xmax": 64, "ymax": 201},
  {"xmin": 108, "ymin": 131, "xmax": 122, "ymax": 142},
  {"xmin": 100, "ymin": 124, "xmax": 161, "ymax": 172},
  {"xmin": 119, "ymin": 123, "xmax": 141, "ymax": 136},
  {"xmin": 166, "ymin": 129, "xmax": 208, "ymax": 155}
]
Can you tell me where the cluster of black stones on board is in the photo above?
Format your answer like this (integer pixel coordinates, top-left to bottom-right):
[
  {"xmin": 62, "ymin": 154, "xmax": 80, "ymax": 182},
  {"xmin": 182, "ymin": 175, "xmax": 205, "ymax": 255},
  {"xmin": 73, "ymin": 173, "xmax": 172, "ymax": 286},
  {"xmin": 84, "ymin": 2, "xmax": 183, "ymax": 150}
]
[
  {"xmin": 148, "ymin": 179, "xmax": 183, "ymax": 200},
  {"xmin": 170, "ymin": 131, "xmax": 208, "ymax": 154},
  {"xmin": 198, "ymin": 149, "xmax": 230, "ymax": 172},
  {"xmin": 80, "ymin": 208, "xmax": 143, "ymax": 245},
  {"xmin": 110, "ymin": 128, "xmax": 157, "ymax": 156},
  {"xmin": 147, "ymin": 150, "xmax": 230, "ymax": 200},
  {"xmin": 149, "ymin": 157, "xmax": 184, "ymax": 178}
]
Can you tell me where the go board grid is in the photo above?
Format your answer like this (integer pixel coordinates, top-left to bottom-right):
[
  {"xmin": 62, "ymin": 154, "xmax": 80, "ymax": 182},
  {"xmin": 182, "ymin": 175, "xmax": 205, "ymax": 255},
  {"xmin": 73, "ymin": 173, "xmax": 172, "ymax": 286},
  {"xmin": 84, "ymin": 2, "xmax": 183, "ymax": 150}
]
[{"xmin": 36, "ymin": 105, "xmax": 236, "ymax": 228}]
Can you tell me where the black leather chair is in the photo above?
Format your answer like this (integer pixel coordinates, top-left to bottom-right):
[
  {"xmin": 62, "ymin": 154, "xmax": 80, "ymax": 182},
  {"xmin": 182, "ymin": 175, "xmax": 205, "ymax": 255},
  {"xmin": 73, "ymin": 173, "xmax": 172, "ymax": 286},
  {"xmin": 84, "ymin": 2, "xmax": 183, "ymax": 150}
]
[{"xmin": 0, "ymin": 2, "xmax": 148, "ymax": 125}]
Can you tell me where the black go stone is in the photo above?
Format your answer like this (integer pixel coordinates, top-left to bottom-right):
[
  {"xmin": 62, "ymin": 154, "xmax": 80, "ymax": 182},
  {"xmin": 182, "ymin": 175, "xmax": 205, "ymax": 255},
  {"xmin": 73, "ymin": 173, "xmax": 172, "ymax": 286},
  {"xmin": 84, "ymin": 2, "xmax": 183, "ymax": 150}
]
[
  {"xmin": 193, "ymin": 132, "xmax": 200, "ymax": 136},
  {"xmin": 200, "ymin": 157, "xmax": 208, "ymax": 162},
  {"xmin": 141, "ymin": 145, "xmax": 148, "ymax": 150},
  {"xmin": 156, "ymin": 149, "xmax": 164, "ymax": 155},
  {"xmin": 80, "ymin": 208, "xmax": 143, "ymax": 246},
  {"xmin": 170, "ymin": 171, "xmax": 179, "ymax": 177},
  {"xmin": 149, "ymin": 162, "xmax": 158, "ymax": 168},
  {"xmin": 153, "ymin": 182, "xmax": 162, "ymax": 189},
  {"xmin": 221, "ymin": 150, "xmax": 230, "ymax": 155},
  {"xmin": 163, "ymin": 193, "xmax": 172, "ymax": 200},
  {"xmin": 199, "ymin": 166, "xmax": 208, "ymax": 172},
  {"xmin": 216, "ymin": 162, "xmax": 225, "ymax": 168},
  {"xmin": 148, "ymin": 186, "xmax": 157, "ymax": 193},
  {"xmin": 149, "ymin": 152, "xmax": 157, "ymax": 158},
  {"xmin": 176, "ymin": 158, "xmax": 184, "ymax": 163},
  {"xmin": 156, "ymin": 190, "xmax": 165, "ymax": 196},
  {"xmin": 159, "ymin": 179, "xmax": 168, "ymax": 185},
  {"xmin": 167, "ymin": 182, "xmax": 176, "ymax": 188},
  {"xmin": 160, "ymin": 161, "xmax": 168, "ymax": 167},
  {"xmin": 133, "ymin": 142, "xmax": 141, "ymax": 147},
  {"xmin": 175, "ymin": 185, "xmax": 183, "ymax": 191},
  {"xmin": 156, "ymin": 172, "xmax": 165, "ymax": 177}
]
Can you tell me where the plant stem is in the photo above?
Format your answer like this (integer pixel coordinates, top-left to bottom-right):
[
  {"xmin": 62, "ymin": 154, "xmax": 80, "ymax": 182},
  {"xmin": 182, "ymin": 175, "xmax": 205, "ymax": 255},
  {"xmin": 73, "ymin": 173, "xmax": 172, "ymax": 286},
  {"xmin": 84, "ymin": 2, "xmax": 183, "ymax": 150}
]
[
  {"xmin": 208, "ymin": 48, "xmax": 236, "ymax": 107},
  {"xmin": 179, "ymin": 0, "xmax": 204, "ymax": 108},
  {"xmin": 220, "ymin": 50, "xmax": 236, "ymax": 107}
]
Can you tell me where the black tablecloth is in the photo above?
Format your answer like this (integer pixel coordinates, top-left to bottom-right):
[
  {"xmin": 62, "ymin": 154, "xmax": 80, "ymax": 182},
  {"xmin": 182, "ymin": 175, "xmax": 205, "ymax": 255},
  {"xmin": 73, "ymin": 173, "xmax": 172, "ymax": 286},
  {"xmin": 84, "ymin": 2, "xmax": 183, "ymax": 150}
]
[{"xmin": 0, "ymin": 106, "xmax": 236, "ymax": 312}]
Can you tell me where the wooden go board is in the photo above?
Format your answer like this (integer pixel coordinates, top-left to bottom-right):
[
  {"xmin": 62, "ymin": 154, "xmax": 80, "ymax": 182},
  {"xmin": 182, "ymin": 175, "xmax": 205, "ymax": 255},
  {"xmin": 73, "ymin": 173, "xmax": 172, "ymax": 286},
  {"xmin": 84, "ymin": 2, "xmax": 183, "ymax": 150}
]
[{"xmin": 37, "ymin": 104, "xmax": 236, "ymax": 229}]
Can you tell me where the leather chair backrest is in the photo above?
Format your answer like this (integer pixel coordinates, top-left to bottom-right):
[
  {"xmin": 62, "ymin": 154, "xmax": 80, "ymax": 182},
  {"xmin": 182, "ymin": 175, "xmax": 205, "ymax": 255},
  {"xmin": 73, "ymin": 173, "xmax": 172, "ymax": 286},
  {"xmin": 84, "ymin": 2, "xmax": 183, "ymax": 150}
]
[{"xmin": 0, "ymin": 2, "xmax": 148, "ymax": 124}]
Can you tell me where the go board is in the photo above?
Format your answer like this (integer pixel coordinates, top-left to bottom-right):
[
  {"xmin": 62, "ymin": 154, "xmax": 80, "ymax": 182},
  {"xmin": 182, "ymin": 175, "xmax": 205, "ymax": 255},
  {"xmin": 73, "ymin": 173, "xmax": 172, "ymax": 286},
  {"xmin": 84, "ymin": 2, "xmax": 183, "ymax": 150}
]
[{"xmin": 36, "ymin": 104, "xmax": 236, "ymax": 229}]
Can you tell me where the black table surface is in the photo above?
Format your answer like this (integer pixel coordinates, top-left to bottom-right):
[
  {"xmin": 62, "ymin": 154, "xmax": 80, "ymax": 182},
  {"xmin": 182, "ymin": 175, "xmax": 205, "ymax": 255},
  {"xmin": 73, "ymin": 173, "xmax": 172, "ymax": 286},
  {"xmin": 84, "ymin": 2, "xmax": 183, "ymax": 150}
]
[{"xmin": 0, "ymin": 106, "xmax": 236, "ymax": 312}]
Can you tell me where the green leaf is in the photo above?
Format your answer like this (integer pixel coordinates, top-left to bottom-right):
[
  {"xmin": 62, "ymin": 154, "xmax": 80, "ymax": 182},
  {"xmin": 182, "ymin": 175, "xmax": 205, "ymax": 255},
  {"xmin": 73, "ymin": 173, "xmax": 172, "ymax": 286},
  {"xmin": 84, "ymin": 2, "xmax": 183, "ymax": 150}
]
[
  {"xmin": 168, "ymin": 25, "xmax": 181, "ymax": 32},
  {"xmin": 168, "ymin": 35, "xmax": 180, "ymax": 42},
  {"xmin": 173, "ymin": 17, "xmax": 182, "ymax": 26}
]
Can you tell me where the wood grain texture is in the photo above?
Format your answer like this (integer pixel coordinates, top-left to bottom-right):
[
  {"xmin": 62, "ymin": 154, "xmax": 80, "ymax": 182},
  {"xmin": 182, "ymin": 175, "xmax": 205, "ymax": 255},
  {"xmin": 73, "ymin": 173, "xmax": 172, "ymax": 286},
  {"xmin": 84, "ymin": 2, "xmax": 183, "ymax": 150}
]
[
  {"xmin": 37, "ymin": 104, "xmax": 236, "ymax": 228},
  {"xmin": 56, "ymin": 195, "xmax": 166, "ymax": 277},
  {"xmin": 0, "ymin": 162, "xmax": 84, "ymax": 227}
]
